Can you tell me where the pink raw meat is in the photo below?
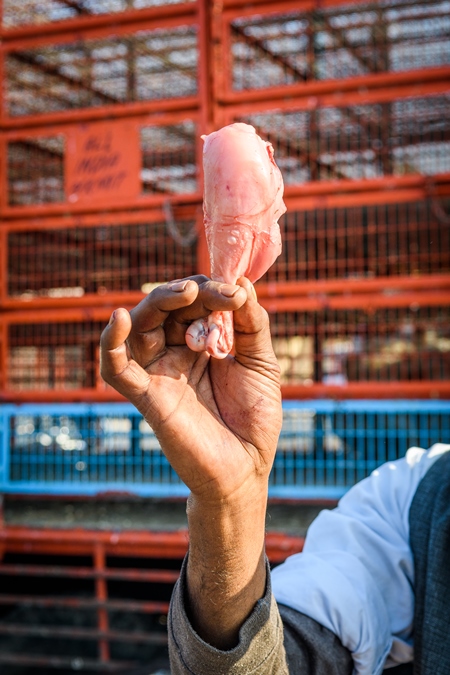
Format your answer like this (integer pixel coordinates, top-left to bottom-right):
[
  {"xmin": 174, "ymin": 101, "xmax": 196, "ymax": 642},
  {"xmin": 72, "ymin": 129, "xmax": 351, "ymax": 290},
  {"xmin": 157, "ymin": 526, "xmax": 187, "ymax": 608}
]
[{"xmin": 185, "ymin": 122, "xmax": 286, "ymax": 358}]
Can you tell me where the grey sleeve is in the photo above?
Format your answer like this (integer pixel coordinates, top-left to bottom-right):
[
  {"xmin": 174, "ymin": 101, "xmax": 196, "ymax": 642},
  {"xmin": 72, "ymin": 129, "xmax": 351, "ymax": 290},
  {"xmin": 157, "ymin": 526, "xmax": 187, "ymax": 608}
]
[{"xmin": 168, "ymin": 555, "xmax": 353, "ymax": 675}]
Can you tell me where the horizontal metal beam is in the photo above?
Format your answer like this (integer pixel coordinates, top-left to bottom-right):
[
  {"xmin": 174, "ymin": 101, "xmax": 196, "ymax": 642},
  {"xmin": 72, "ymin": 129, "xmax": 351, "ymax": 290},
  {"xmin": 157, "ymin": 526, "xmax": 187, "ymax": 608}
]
[
  {"xmin": 0, "ymin": 653, "xmax": 137, "ymax": 671},
  {"xmin": 0, "ymin": 622, "xmax": 168, "ymax": 643},
  {"xmin": 0, "ymin": 2, "xmax": 197, "ymax": 43},
  {"xmin": 257, "ymin": 274, "xmax": 450, "ymax": 298},
  {"xmin": 221, "ymin": 65, "xmax": 450, "ymax": 109},
  {"xmin": 282, "ymin": 381, "xmax": 450, "ymax": 400},
  {"xmin": 0, "ymin": 563, "xmax": 180, "ymax": 582},
  {"xmin": 0, "ymin": 525, "xmax": 304, "ymax": 562},
  {"xmin": 0, "ymin": 594, "xmax": 169, "ymax": 613},
  {"xmin": 3, "ymin": 272, "xmax": 450, "ymax": 312}
]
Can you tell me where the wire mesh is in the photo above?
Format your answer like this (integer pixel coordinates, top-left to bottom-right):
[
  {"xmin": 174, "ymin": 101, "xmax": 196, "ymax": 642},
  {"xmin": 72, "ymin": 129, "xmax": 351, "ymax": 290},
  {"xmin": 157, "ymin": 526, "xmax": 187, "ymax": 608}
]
[
  {"xmin": 231, "ymin": 0, "xmax": 450, "ymax": 91},
  {"xmin": 272, "ymin": 400, "xmax": 450, "ymax": 496},
  {"xmin": 7, "ymin": 136, "xmax": 65, "ymax": 206},
  {"xmin": 6, "ymin": 121, "xmax": 197, "ymax": 206},
  {"xmin": 261, "ymin": 198, "xmax": 450, "ymax": 282},
  {"xmin": 236, "ymin": 94, "xmax": 450, "ymax": 183},
  {"xmin": 8, "ymin": 409, "xmax": 181, "ymax": 486},
  {"xmin": 141, "ymin": 121, "xmax": 197, "ymax": 194},
  {"xmin": 5, "ymin": 24, "xmax": 198, "ymax": 117},
  {"xmin": 7, "ymin": 321, "xmax": 105, "ymax": 391},
  {"xmin": 1, "ymin": 402, "xmax": 448, "ymax": 497},
  {"xmin": 7, "ymin": 217, "xmax": 198, "ymax": 299},
  {"xmin": 271, "ymin": 305, "xmax": 450, "ymax": 386},
  {"xmin": 2, "ymin": 0, "xmax": 196, "ymax": 29}
]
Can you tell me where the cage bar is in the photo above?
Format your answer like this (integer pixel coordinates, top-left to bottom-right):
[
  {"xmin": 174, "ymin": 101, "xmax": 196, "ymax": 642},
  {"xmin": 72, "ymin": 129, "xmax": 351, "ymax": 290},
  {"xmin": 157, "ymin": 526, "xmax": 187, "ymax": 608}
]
[
  {"xmin": 1, "ymin": 0, "xmax": 197, "ymax": 32},
  {"xmin": 228, "ymin": 0, "xmax": 450, "ymax": 93},
  {"xmin": 1, "ymin": 298, "xmax": 449, "ymax": 399},
  {"xmin": 270, "ymin": 304, "xmax": 450, "ymax": 387},
  {"xmin": 234, "ymin": 93, "xmax": 450, "ymax": 185},
  {"xmin": 0, "ymin": 401, "xmax": 449, "ymax": 497},
  {"xmin": 6, "ymin": 214, "xmax": 198, "ymax": 301},
  {"xmin": 262, "ymin": 197, "xmax": 450, "ymax": 283},
  {"xmin": 4, "ymin": 21, "xmax": 198, "ymax": 119}
]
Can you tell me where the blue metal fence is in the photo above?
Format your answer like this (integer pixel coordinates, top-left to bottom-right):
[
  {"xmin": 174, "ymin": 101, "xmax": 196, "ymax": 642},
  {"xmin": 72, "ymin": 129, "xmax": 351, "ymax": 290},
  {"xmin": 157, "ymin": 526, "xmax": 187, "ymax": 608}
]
[{"xmin": 0, "ymin": 401, "xmax": 448, "ymax": 499}]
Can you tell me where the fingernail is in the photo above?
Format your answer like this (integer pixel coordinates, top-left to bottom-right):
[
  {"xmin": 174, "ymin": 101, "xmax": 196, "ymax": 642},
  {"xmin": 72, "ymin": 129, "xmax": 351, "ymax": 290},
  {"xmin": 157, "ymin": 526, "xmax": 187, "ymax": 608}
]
[
  {"xmin": 108, "ymin": 310, "xmax": 116, "ymax": 325},
  {"xmin": 168, "ymin": 280, "xmax": 189, "ymax": 292},
  {"xmin": 250, "ymin": 284, "xmax": 257, "ymax": 301},
  {"xmin": 220, "ymin": 284, "xmax": 240, "ymax": 297}
]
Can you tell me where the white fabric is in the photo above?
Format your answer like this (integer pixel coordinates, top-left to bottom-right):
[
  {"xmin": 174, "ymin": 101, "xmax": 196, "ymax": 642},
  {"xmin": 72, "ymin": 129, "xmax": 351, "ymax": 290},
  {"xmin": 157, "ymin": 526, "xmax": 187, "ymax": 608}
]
[{"xmin": 271, "ymin": 444, "xmax": 450, "ymax": 675}]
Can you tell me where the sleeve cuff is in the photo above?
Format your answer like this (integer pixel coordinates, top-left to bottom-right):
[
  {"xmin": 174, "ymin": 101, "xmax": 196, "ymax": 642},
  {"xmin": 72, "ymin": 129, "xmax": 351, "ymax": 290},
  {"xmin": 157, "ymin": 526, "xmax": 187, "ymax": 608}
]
[{"xmin": 168, "ymin": 554, "xmax": 288, "ymax": 675}]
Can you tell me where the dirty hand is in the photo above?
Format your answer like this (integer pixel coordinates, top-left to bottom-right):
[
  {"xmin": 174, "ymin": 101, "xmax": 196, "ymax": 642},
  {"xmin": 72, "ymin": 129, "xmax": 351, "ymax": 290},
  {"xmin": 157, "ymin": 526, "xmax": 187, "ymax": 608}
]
[{"xmin": 100, "ymin": 276, "xmax": 282, "ymax": 503}]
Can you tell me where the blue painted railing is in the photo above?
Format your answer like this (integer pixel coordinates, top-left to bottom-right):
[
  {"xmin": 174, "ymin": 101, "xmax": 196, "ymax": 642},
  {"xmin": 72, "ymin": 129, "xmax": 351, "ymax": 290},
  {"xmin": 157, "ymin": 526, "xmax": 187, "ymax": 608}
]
[{"xmin": 0, "ymin": 401, "xmax": 448, "ymax": 499}]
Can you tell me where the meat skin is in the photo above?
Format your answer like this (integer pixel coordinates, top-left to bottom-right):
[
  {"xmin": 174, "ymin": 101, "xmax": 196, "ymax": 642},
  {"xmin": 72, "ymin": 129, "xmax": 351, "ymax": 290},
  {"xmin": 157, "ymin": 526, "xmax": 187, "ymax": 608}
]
[{"xmin": 185, "ymin": 123, "xmax": 286, "ymax": 358}]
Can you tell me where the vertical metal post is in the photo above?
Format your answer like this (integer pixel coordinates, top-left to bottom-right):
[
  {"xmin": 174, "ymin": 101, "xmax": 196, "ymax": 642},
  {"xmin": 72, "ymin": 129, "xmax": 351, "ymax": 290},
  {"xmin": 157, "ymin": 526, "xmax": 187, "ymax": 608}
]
[
  {"xmin": 0, "ymin": 226, "xmax": 7, "ymax": 306},
  {"xmin": 94, "ymin": 543, "xmax": 110, "ymax": 663},
  {"xmin": 0, "ymin": 319, "xmax": 8, "ymax": 393},
  {"xmin": 0, "ymin": 1, "xmax": 5, "ymax": 127},
  {"xmin": 0, "ymin": 133, "xmax": 7, "ymax": 214},
  {"xmin": 196, "ymin": 0, "xmax": 212, "ymax": 275}
]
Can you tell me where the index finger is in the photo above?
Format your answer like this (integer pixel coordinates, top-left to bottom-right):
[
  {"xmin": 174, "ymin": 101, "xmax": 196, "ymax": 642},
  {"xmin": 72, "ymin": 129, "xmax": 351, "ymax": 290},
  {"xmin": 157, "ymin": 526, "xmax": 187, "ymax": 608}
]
[{"xmin": 130, "ymin": 276, "xmax": 206, "ymax": 333}]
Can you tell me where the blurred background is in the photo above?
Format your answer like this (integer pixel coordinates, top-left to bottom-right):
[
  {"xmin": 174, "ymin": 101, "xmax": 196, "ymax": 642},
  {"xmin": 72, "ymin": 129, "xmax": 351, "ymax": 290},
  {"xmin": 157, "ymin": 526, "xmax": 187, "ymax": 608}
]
[{"xmin": 0, "ymin": 0, "xmax": 449, "ymax": 671}]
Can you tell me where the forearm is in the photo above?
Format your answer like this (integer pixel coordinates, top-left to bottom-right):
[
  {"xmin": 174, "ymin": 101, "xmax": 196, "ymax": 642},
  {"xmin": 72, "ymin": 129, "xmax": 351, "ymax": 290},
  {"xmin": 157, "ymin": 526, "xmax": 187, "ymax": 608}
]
[{"xmin": 185, "ymin": 482, "xmax": 268, "ymax": 649}]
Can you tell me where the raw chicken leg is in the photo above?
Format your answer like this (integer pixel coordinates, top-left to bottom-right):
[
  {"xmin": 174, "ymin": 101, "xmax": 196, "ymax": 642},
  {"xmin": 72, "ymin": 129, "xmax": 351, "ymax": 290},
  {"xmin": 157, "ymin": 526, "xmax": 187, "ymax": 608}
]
[{"xmin": 186, "ymin": 122, "xmax": 286, "ymax": 358}]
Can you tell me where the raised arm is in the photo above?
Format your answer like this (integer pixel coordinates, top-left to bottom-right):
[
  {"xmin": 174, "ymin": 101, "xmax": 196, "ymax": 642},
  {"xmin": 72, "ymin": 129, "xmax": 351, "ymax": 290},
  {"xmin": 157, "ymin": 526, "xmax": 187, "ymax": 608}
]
[{"xmin": 100, "ymin": 276, "xmax": 283, "ymax": 650}]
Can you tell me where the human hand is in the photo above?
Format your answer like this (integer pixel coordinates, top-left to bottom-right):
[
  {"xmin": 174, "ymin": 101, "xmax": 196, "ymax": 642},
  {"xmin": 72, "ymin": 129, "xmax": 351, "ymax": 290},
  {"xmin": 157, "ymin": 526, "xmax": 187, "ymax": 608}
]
[{"xmin": 100, "ymin": 276, "xmax": 282, "ymax": 504}]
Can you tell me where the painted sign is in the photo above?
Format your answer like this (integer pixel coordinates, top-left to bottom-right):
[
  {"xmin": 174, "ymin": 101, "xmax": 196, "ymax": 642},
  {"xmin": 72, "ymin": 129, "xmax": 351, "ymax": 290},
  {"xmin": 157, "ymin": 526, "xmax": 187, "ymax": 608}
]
[{"xmin": 66, "ymin": 121, "xmax": 140, "ymax": 205}]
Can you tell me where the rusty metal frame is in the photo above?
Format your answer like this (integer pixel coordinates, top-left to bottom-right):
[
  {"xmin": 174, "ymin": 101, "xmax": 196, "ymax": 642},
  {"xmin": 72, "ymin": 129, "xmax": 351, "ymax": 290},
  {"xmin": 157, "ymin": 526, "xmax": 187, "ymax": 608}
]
[
  {"xmin": 0, "ymin": 525, "xmax": 296, "ymax": 671},
  {"xmin": 0, "ymin": 0, "xmax": 449, "ymax": 404},
  {"xmin": 0, "ymin": 1, "xmax": 197, "ymax": 40},
  {"xmin": 2, "ymin": 296, "xmax": 449, "ymax": 401},
  {"xmin": 0, "ymin": 11, "xmax": 200, "ymax": 130}
]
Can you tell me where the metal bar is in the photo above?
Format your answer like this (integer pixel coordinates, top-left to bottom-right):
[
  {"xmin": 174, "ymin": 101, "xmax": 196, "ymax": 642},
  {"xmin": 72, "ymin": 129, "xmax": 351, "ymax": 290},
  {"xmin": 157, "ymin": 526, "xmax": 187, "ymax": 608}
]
[
  {"xmin": 1, "ymin": 289, "xmax": 445, "ymax": 322},
  {"xmin": 94, "ymin": 543, "xmax": 109, "ymax": 662},
  {"xmin": 3, "ymin": 173, "xmax": 449, "ymax": 223},
  {"xmin": 0, "ymin": 228, "xmax": 7, "ymax": 306},
  {"xmin": 1, "ymin": 189, "xmax": 202, "ymax": 220},
  {"xmin": 283, "ymin": 173, "xmax": 450, "ymax": 198},
  {"xmin": 0, "ymin": 563, "xmax": 180, "ymax": 582},
  {"xmin": 0, "ymin": 321, "xmax": 8, "ymax": 393},
  {"xmin": 260, "ymin": 291, "xmax": 450, "ymax": 312},
  {"xmin": 0, "ymin": 206, "xmax": 189, "ymax": 230},
  {"xmin": 0, "ymin": 526, "xmax": 302, "ymax": 561},
  {"xmin": 281, "ymin": 382, "xmax": 450, "ymax": 399},
  {"xmin": 3, "ymin": 273, "xmax": 449, "ymax": 313},
  {"xmin": 0, "ymin": 654, "xmax": 138, "ymax": 670},
  {"xmin": 283, "ymin": 189, "xmax": 435, "ymax": 213},
  {"xmin": 0, "ymin": 594, "xmax": 170, "ymax": 613},
  {"xmin": 256, "ymin": 274, "xmax": 450, "ymax": 297},
  {"xmin": 1, "ymin": 8, "xmax": 198, "ymax": 49},
  {"xmin": 0, "ymin": 96, "xmax": 200, "ymax": 132},
  {"xmin": 222, "ymin": 0, "xmax": 435, "ymax": 18},
  {"xmin": 3, "ymin": 109, "xmax": 201, "ymax": 140},
  {"xmin": 0, "ymin": 2, "xmax": 197, "ymax": 42},
  {"xmin": 0, "ymin": 132, "xmax": 6, "ymax": 213},
  {"xmin": 220, "ymin": 65, "xmax": 450, "ymax": 108},
  {"xmin": 0, "ymin": 622, "xmax": 168, "ymax": 643}
]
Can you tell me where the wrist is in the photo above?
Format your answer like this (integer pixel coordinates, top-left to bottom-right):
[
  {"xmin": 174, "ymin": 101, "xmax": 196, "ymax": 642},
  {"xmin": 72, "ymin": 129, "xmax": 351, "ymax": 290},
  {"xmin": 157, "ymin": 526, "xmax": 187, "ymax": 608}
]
[{"xmin": 185, "ymin": 481, "xmax": 268, "ymax": 648}]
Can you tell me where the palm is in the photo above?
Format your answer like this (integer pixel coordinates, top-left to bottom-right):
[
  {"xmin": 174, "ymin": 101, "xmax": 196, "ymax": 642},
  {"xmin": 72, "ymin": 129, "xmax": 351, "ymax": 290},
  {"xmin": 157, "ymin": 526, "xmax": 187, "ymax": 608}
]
[
  {"xmin": 136, "ymin": 345, "xmax": 280, "ymax": 499},
  {"xmin": 100, "ymin": 278, "xmax": 282, "ymax": 500}
]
